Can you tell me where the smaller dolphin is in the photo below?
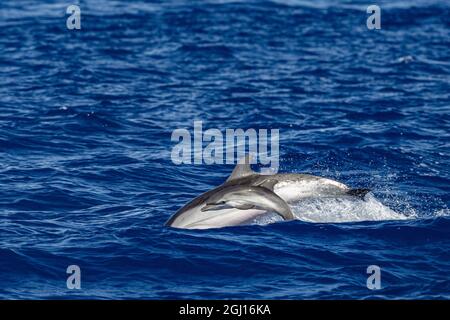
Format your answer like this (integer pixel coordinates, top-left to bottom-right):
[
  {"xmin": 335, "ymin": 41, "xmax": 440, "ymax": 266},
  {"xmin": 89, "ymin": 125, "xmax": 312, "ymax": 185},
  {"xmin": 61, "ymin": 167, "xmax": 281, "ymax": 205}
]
[{"xmin": 201, "ymin": 185, "xmax": 295, "ymax": 221}]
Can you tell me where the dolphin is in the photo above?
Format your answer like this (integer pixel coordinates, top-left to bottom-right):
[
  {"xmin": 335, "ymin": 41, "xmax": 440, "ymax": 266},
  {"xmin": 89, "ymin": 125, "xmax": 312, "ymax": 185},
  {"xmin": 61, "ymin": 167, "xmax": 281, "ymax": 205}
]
[
  {"xmin": 201, "ymin": 184, "xmax": 295, "ymax": 220},
  {"xmin": 165, "ymin": 155, "xmax": 370, "ymax": 229}
]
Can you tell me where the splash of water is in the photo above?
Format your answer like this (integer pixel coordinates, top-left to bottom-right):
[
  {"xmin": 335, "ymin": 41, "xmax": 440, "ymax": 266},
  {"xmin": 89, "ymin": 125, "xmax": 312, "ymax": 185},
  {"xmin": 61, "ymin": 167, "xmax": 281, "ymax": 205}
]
[{"xmin": 253, "ymin": 193, "xmax": 410, "ymax": 225}]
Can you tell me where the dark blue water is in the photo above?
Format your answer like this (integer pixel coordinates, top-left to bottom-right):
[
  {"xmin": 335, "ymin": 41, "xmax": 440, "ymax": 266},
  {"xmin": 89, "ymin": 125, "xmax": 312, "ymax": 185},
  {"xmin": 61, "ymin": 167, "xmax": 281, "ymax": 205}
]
[{"xmin": 0, "ymin": 0, "xmax": 449, "ymax": 299}]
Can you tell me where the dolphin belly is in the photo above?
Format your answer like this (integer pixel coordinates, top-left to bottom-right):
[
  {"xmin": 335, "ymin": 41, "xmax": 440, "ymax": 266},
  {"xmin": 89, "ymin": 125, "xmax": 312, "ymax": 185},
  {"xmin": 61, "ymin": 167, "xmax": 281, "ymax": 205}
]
[{"xmin": 169, "ymin": 206, "xmax": 266, "ymax": 229}]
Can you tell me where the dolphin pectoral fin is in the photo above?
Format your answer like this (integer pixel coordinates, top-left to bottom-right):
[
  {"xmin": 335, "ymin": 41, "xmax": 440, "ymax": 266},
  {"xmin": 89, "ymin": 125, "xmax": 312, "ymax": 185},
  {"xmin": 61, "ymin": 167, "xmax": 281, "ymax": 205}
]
[
  {"xmin": 254, "ymin": 190, "xmax": 295, "ymax": 221},
  {"xmin": 346, "ymin": 188, "xmax": 371, "ymax": 199},
  {"xmin": 262, "ymin": 191, "xmax": 295, "ymax": 221},
  {"xmin": 273, "ymin": 206, "xmax": 295, "ymax": 221},
  {"xmin": 252, "ymin": 188, "xmax": 297, "ymax": 222}
]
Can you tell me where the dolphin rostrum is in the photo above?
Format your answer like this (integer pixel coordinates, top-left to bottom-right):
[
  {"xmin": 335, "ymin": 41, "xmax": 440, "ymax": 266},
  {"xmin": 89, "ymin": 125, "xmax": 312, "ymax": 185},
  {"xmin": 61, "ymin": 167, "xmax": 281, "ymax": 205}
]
[{"xmin": 165, "ymin": 155, "xmax": 370, "ymax": 229}]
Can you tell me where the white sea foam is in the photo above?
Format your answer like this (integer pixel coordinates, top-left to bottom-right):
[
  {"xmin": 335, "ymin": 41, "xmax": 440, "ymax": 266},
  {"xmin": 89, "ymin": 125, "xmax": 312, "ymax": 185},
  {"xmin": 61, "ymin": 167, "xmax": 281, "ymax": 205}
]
[{"xmin": 253, "ymin": 193, "xmax": 410, "ymax": 225}]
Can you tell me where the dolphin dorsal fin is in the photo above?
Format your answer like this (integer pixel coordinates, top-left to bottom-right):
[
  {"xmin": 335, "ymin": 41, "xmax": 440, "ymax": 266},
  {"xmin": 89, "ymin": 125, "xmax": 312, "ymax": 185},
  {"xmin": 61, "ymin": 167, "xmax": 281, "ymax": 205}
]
[{"xmin": 226, "ymin": 154, "xmax": 256, "ymax": 182}]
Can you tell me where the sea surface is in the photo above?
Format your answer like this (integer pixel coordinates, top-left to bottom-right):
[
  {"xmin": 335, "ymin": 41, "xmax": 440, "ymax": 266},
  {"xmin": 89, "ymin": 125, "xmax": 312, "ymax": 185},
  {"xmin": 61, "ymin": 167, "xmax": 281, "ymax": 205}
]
[{"xmin": 0, "ymin": 0, "xmax": 449, "ymax": 299}]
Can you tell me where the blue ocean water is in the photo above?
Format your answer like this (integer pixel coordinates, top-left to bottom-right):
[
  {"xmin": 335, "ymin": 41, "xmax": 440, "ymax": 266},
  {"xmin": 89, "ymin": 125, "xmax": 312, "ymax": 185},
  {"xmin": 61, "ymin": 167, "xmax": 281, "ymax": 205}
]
[{"xmin": 0, "ymin": 0, "xmax": 449, "ymax": 299}]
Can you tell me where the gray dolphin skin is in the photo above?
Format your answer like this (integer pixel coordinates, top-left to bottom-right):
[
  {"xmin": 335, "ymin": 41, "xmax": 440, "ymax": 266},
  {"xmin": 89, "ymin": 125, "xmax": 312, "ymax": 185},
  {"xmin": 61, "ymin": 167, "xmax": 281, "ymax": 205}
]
[
  {"xmin": 201, "ymin": 185, "xmax": 295, "ymax": 221},
  {"xmin": 165, "ymin": 155, "xmax": 370, "ymax": 229}
]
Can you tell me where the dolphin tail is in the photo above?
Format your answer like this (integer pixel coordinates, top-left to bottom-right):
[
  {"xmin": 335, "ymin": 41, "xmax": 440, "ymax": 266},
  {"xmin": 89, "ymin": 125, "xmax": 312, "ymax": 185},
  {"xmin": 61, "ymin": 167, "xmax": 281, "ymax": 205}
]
[{"xmin": 346, "ymin": 188, "xmax": 371, "ymax": 199}]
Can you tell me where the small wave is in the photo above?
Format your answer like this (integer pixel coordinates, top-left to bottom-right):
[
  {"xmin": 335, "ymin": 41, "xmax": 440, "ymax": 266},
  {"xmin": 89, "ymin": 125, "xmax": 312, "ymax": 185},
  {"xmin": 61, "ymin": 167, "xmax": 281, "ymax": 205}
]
[
  {"xmin": 396, "ymin": 55, "xmax": 414, "ymax": 64},
  {"xmin": 435, "ymin": 208, "xmax": 450, "ymax": 218}
]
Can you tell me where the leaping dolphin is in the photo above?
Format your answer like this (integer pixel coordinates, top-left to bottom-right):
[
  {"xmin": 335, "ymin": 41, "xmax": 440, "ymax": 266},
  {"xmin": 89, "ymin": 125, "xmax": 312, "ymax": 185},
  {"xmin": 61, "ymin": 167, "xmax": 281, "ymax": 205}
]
[
  {"xmin": 202, "ymin": 184, "xmax": 295, "ymax": 220},
  {"xmin": 165, "ymin": 155, "xmax": 370, "ymax": 229}
]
